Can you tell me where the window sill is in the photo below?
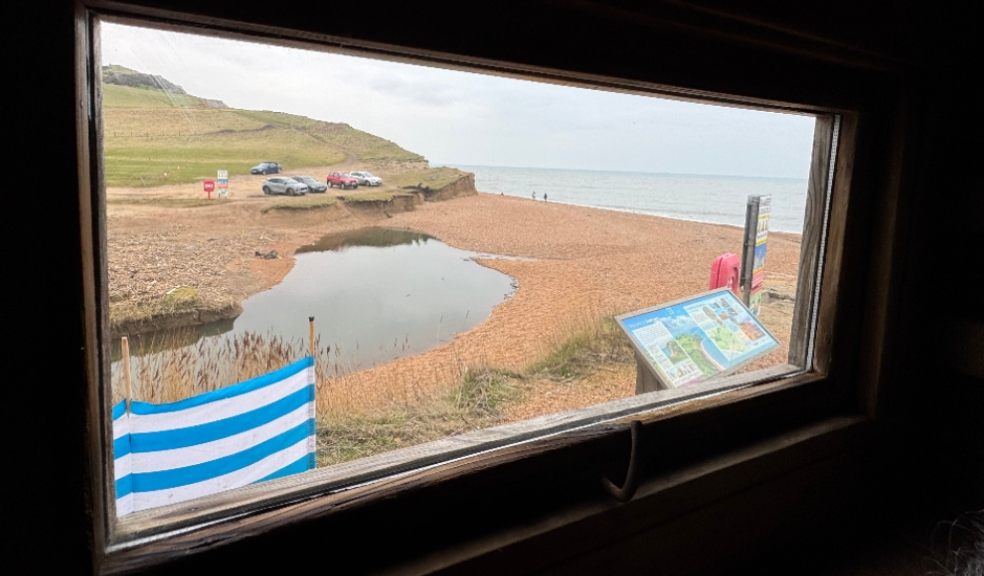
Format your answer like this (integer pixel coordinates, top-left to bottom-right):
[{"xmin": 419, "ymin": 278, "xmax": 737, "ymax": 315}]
[{"xmin": 102, "ymin": 365, "xmax": 848, "ymax": 573}]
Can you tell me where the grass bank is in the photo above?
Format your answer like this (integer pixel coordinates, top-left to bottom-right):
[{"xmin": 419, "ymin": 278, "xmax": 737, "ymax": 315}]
[
  {"xmin": 260, "ymin": 195, "xmax": 338, "ymax": 213},
  {"xmin": 339, "ymin": 190, "xmax": 417, "ymax": 203},
  {"xmin": 388, "ymin": 167, "xmax": 470, "ymax": 191}
]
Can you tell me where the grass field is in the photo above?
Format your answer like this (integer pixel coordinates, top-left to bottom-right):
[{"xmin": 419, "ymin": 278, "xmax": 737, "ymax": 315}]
[{"xmin": 103, "ymin": 82, "xmax": 424, "ymax": 187}]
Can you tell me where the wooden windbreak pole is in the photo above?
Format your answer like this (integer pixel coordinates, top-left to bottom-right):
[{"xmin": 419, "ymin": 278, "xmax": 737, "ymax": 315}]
[
  {"xmin": 308, "ymin": 316, "xmax": 316, "ymax": 358},
  {"xmin": 121, "ymin": 336, "xmax": 133, "ymax": 412}
]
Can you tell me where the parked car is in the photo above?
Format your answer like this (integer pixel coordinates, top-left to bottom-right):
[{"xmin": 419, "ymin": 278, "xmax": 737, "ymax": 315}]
[
  {"xmin": 290, "ymin": 175, "xmax": 328, "ymax": 193},
  {"xmin": 262, "ymin": 177, "xmax": 308, "ymax": 196},
  {"xmin": 250, "ymin": 162, "xmax": 281, "ymax": 175},
  {"xmin": 347, "ymin": 171, "xmax": 383, "ymax": 187},
  {"xmin": 326, "ymin": 171, "xmax": 360, "ymax": 189}
]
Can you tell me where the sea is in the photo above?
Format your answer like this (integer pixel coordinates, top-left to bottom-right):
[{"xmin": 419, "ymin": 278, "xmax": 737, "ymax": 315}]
[{"xmin": 453, "ymin": 165, "xmax": 809, "ymax": 234}]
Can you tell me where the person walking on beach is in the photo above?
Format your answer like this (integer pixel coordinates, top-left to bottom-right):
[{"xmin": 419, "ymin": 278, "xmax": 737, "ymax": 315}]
[
  {"xmin": 532, "ymin": 191, "xmax": 537, "ymax": 200},
  {"xmin": 543, "ymin": 192, "xmax": 548, "ymax": 202}
]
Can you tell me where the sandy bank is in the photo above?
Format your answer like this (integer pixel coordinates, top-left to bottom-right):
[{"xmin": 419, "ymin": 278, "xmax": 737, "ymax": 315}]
[{"xmin": 326, "ymin": 193, "xmax": 801, "ymax": 414}]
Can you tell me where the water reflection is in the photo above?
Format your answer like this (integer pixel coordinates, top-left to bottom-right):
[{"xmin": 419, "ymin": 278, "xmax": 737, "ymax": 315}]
[{"xmin": 296, "ymin": 227, "xmax": 434, "ymax": 253}]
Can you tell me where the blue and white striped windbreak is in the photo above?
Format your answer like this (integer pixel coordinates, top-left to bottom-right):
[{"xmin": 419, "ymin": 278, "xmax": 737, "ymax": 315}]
[{"xmin": 112, "ymin": 357, "xmax": 316, "ymax": 516}]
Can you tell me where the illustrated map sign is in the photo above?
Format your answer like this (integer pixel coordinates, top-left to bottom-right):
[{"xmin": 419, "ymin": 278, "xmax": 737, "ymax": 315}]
[
  {"xmin": 741, "ymin": 194, "xmax": 770, "ymax": 314},
  {"xmin": 616, "ymin": 289, "xmax": 779, "ymax": 388}
]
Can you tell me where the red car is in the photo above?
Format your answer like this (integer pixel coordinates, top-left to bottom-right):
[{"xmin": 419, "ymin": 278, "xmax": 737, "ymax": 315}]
[{"xmin": 326, "ymin": 172, "xmax": 359, "ymax": 189}]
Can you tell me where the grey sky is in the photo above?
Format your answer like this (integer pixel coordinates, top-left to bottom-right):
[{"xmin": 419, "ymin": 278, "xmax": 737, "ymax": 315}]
[{"xmin": 101, "ymin": 22, "xmax": 815, "ymax": 178}]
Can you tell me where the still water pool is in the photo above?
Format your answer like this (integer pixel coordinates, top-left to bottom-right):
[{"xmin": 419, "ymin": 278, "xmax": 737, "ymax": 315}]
[{"xmin": 123, "ymin": 228, "xmax": 516, "ymax": 378}]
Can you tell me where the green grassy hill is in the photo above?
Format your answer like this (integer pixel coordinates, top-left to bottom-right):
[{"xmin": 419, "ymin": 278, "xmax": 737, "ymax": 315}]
[{"xmin": 102, "ymin": 66, "xmax": 425, "ymax": 187}]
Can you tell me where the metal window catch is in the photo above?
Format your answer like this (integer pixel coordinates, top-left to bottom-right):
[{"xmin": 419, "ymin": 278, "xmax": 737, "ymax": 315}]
[{"xmin": 602, "ymin": 420, "xmax": 643, "ymax": 503}]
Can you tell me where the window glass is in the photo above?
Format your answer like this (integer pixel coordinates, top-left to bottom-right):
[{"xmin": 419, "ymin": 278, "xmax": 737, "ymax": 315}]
[{"xmin": 100, "ymin": 20, "xmax": 819, "ymax": 518}]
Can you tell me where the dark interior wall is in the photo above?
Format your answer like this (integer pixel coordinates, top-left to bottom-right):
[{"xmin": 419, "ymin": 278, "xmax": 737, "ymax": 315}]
[
  {"xmin": 736, "ymin": 3, "xmax": 984, "ymax": 571},
  {"xmin": 5, "ymin": 1, "xmax": 981, "ymax": 574},
  {"xmin": 688, "ymin": 1, "xmax": 984, "ymax": 568},
  {"xmin": 890, "ymin": 17, "xmax": 984, "ymax": 515},
  {"xmin": 6, "ymin": 0, "xmax": 92, "ymax": 571}
]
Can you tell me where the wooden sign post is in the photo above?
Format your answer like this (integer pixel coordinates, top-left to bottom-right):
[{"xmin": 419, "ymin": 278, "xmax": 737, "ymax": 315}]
[
  {"xmin": 741, "ymin": 195, "xmax": 771, "ymax": 315},
  {"xmin": 121, "ymin": 336, "xmax": 133, "ymax": 411}
]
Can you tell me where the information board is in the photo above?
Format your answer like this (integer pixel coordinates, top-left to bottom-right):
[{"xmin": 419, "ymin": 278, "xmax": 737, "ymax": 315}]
[
  {"xmin": 217, "ymin": 169, "xmax": 229, "ymax": 198},
  {"xmin": 616, "ymin": 289, "xmax": 779, "ymax": 388}
]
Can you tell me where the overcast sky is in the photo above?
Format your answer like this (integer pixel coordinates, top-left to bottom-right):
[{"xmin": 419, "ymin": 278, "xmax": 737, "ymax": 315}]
[{"xmin": 101, "ymin": 22, "xmax": 815, "ymax": 178}]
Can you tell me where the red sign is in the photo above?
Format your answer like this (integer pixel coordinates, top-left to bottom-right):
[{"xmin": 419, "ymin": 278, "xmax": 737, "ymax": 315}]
[{"xmin": 203, "ymin": 179, "xmax": 216, "ymax": 193}]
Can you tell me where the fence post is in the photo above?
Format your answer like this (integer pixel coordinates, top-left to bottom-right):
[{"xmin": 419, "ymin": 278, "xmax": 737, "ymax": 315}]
[
  {"xmin": 121, "ymin": 336, "xmax": 133, "ymax": 412},
  {"xmin": 308, "ymin": 316, "xmax": 316, "ymax": 358}
]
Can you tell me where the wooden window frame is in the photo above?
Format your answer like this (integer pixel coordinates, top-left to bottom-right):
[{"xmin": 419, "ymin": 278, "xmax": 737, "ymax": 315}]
[{"xmin": 75, "ymin": 2, "xmax": 901, "ymax": 573}]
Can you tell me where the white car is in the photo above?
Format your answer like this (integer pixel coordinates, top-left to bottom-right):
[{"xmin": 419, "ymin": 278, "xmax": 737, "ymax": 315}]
[{"xmin": 347, "ymin": 171, "xmax": 382, "ymax": 187}]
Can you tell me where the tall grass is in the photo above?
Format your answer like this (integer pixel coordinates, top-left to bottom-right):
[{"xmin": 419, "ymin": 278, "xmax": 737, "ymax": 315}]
[
  {"xmin": 113, "ymin": 311, "xmax": 632, "ymax": 409},
  {"xmin": 111, "ymin": 326, "xmax": 485, "ymax": 416},
  {"xmin": 451, "ymin": 367, "xmax": 523, "ymax": 417},
  {"xmin": 113, "ymin": 330, "xmax": 311, "ymax": 405},
  {"xmin": 111, "ymin": 314, "xmax": 634, "ymax": 466},
  {"xmin": 109, "ymin": 294, "xmax": 798, "ymax": 468},
  {"xmin": 317, "ymin": 367, "xmax": 522, "ymax": 466},
  {"xmin": 528, "ymin": 318, "xmax": 634, "ymax": 382}
]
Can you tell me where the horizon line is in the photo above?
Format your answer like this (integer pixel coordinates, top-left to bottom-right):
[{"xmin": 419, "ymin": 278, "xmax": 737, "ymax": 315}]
[{"xmin": 437, "ymin": 162, "xmax": 809, "ymax": 181}]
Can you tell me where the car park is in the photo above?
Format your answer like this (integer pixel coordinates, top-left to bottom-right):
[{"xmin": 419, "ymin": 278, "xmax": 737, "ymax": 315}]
[
  {"xmin": 250, "ymin": 162, "xmax": 281, "ymax": 175},
  {"xmin": 262, "ymin": 177, "xmax": 308, "ymax": 196},
  {"xmin": 290, "ymin": 175, "xmax": 328, "ymax": 193}
]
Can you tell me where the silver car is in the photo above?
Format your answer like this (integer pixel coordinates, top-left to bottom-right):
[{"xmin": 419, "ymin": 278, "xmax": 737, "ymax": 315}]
[
  {"xmin": 347, "ymin": 171, "xmax": 383, "ymax": 187},
  {"xmin": 290, "ymin": 175, "xmax": 328, "ymax": 194},
  {"xmin": 262, "ymin": 177, "xmax": 308, "ymax": 196}
]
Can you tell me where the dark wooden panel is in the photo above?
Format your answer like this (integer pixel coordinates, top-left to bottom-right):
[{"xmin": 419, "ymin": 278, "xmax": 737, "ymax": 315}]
[
  {"xmin": 788, "ymin": 114, "xmax": 835, "ymax": 367},
  {"xmin": 434, "ymin": 417, "xmax": 868, "ymax": 576},
  {"xmin": 6, "ymin": 1, "xmax": 96, "ymax": 573},
  {"xmin": 808, "ymin": 113, "xmax": 858, "ymax": 379},
  {"xmin": 89, "ymin": 0, "xmax": 888, "ymax": 112},
  {"xmin": 537, "ymin": 451, "xmax": 869, "ymax": 576}
]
